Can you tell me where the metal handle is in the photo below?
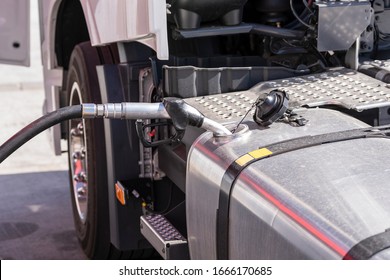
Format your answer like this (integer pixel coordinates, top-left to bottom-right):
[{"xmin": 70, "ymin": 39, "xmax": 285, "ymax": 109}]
[
  {"xmin": 82, "ymin": 103, "xmax": 170, "ymax": 119},
  {"xmin": 82, "ymin": 102, "xmax": 232, "ymax": 136}
]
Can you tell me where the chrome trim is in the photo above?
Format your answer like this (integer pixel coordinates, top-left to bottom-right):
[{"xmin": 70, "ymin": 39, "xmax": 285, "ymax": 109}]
[
  {"xmin": 69, "ymin": 82, "xmax": 88, "ymax": 224},
  {"xmin": 202, "ymin": 118, "xmax": 232, "ymax": 136}
]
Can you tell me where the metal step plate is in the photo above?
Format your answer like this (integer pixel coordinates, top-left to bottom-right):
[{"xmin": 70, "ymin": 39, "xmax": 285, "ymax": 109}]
[
  {"xmin": 362, "ymin": 59, "xmax": 390, "ymax": 72},
  {"xmin": 185, "ymin": 91, "xmax": 258, "ymax": 123},
  {"xmin": 140, "ymin": 214, "xmax": 189, "ymax": 259},
  {"xmin": 184, "ymin": 67, "xmax": 390, "ymax": 123}
]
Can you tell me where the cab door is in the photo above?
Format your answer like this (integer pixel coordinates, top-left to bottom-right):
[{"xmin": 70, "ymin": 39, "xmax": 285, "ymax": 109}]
[{"xmin": 0, "ymin": 0, "xmax": 30, "ymax": 66}]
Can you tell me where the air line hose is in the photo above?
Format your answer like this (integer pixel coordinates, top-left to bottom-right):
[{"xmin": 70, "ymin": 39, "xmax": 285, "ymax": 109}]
[{"xmin": 0, "ymin": 105, "xmax": 82, "ymax": 164}]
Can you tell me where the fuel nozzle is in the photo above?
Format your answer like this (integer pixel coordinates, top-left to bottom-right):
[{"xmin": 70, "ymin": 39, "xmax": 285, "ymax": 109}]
[{"xmin": 254, "ymin": 90, "xmax": 289, "ymax": 127}]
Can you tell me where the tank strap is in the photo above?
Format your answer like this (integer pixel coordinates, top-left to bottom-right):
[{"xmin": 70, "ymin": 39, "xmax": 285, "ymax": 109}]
[
  {"xmin": 216, "ymin": 125, "xmax": 390, "ymax": 259},
  {"xmin": 344, "ymin": 229, "xmax": 390, "ymax": 260}
]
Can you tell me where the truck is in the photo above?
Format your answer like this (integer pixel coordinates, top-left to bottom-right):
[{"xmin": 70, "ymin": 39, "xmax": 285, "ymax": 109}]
[{"xmin": 1, "ymin": 0, "xmax": 390, "ymax": 260}]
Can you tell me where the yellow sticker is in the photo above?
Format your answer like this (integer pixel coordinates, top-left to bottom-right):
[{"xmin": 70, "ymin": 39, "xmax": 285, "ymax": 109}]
[
  {"xmin": 235, "ymin": 154, "xmax": 254, "ymax": 166},
  {"xmin": 248, "ymin": 148, "xmax": 273, "ymax": 159}
]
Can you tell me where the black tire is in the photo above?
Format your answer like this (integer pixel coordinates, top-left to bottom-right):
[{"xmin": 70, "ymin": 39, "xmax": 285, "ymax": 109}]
[
  {"xmin": 66, "ymin": 42, "xmax": 112, "ymax": 259},
  {"xmin": 66, "ymin": 42, "xmax": 159, "ymax": 260}
]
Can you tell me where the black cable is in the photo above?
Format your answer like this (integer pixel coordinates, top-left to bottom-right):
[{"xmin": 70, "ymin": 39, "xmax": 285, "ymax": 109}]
[
  {"xmin": 308, "ymin": 42, "xmax": 329, "ymax": 67},
  {"xmin": 147, "ymin": 182, "xmax": 173, "ymax": 215},
  {"xmin": 0, "ymin": 105, "xmax": 82, "ymax": 163},
  {"xmin": 303, "ymin": 0, "xmax": 314, "ymax": 16},
  {"xmin": 290, "ymin": 0, "xmax": 315, "ymax": 30},
  {"xmin": 232, "ymin": 101, "xmax": 257, "ymax": 133}
]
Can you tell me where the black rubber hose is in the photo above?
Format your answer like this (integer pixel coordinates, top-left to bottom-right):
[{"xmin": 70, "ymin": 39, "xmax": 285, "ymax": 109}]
[
  {"xmin": 0, "ymin": 105, "xmax": 82, "ymax": 164},
  {"xmin": 359, "ymin": 65, "xmax": 390, "ymax": 83}
]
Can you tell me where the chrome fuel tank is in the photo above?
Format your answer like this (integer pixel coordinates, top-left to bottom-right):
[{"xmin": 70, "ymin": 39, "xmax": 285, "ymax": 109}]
[{"xmin": 186, "ymin": 108, "xmax": 390, "ymax": 259}]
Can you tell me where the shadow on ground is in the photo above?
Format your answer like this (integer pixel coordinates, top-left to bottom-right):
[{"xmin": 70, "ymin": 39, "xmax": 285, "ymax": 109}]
[{"xmin": 0, "ymin": 171, "xmax": 86, "ymax": 259}]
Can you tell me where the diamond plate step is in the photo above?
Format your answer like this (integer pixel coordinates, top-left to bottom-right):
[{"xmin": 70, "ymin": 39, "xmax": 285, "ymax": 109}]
[
  {"xmin": 140, "ymin": 214, "xmax": 189, "ymax": 259},
  {"xmin": 184, "ymin": 68, "xmax": 390, "ymax": 123},
  {"xmin": 362, "ymin": 59, "xmax": 390, "ymax": 72}
]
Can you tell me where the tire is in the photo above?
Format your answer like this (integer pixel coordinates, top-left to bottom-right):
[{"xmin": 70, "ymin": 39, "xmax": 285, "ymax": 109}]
[
  {"xmin": 66, "ymin": 42, "xmax": 159, "ymax": 259},
  {"xmin": 67, "ymin": 42, "xmax": 112, "ymax": 259}
]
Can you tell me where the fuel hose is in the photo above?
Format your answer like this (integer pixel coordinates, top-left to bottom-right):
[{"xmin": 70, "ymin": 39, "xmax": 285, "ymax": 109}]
[
  {"xmin": 0, "ymin": 105, "xmax": 82, "ymax": 164},
  {"xmin": 0, "ymin": 101, "xmax": 231, "ymax": 164}
]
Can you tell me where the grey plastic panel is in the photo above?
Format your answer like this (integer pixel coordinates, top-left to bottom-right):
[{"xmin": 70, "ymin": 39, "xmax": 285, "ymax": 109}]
[
  {"xmin": 164, "ymin": 65, "xmax": 307, "ymax": 98},
  {"xmin": 167, "ymin": 0, "xmax": 247, "ymax": 29}
]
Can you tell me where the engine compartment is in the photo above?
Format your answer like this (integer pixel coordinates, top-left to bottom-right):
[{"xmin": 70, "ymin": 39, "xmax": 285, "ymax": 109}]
[
  {"xmin": 146, "ymin": 1, "xmax": 390, "ymax": 190},
  {"xmin": 164, "ymin": 0, "xmax": 390, "ymax": 80}
]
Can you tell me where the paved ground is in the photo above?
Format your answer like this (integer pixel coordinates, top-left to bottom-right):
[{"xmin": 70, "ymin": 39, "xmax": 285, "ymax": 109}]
[{"xmin": 0, "ymin": 3, "xmax": 86, "ymax": 259}]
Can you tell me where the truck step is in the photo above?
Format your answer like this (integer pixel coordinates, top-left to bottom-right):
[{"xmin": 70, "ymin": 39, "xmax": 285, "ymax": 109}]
[
  {"xmin": 363, "ymin": 59, "xmax": 390, "ymax": 72},
  {"xmin": 140, "ymin": 214, "xmax": 189, "ymax": 260}
]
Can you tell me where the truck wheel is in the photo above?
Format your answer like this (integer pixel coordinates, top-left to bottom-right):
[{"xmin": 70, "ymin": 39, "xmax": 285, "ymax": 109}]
[
  {"xmin": 67, "ymin": 42, "xmax": 112, "ymax": 259},
  {"xmin": 66, "ymin": 42, "xmax": 152, "ymax": 259},
  {"xmin": 64, "ymin": 42, "xmax": 158, "ymax": 259}
]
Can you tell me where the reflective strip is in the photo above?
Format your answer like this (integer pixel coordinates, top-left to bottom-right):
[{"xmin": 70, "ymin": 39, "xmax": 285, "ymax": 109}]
[
  {"xmin": 235, "ymin": 148, "xmax": 273, "ymax": 166},
  {"xmin": 249, "ymin": 148, "xmax": 273, "ymax": 159},
  {"xmin": 235, "ymin": 154, "xmax": 254, "ymax": 166}
]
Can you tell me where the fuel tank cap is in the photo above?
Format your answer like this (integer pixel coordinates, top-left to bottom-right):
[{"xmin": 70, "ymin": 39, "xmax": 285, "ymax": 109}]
[{"xmin": 254, "ymin": 90, "xmax": 289, "ymax": 126}]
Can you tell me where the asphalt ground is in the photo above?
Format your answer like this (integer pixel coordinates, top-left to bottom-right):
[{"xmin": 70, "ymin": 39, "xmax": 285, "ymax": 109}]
[{"xmin": 0, "ymin": 2, "xmax": 86, "ymax": 259}]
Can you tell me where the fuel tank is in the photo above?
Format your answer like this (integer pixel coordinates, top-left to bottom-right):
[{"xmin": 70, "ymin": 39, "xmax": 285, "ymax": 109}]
[{"xmin": 186, "ymin": 108, "xmax": 390, "ymax": 259}]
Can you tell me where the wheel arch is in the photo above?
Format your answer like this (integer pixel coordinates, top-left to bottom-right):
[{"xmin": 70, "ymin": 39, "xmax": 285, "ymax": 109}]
[{"xmin": 55, "ymin": 0, "xmax": 90, "ymax": 70}]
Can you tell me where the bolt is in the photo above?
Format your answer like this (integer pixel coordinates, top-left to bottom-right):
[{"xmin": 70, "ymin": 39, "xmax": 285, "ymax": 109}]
[
  {"xmin": 71, "ymin": 122, "xmax": 84, "ymax": 137},
  {"xmin": 80, "ymin": 172, "xmax": 87, "ymax": 182},
  {"xmin": 77, "ymin": 122, "xmax": 84, "ymax": 131},
  {"xmin": 70, "ymin": 128, "xmax": 79, "ymax": 137},
  {"xmin": 74, "ymin": 172, "xmax": 87, "ymax": 183},
  {"xmin": 73, "ymin": 174, "xmax": 80, "ymax": 182},
  {"xmin": 72, "ymin": 151, "xmax": 84, "ymax": 160},
  {"xmin": 366, "ymin": 25, "xmax": 374, "ymax": 32},
  {"xmin": 77, "ymin": 186, "xmax": 87, "ymax": 196}
]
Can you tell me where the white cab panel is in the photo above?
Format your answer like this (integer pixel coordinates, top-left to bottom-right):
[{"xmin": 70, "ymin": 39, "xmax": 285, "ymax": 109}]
[
  {"xmin": 0, "ymin": 0, "xmax": 30, "ymax": 66},
  {"xmin": 80, "ymin": 0, "xmax": 168, "ymax": 59},
  {"xmin": 39, "ymin": 0, "xmax": 63, "ymax": 155}
]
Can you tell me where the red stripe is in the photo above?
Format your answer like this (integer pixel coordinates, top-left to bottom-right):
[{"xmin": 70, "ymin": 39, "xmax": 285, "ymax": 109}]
[
  {"xmin": 242, "ymin": 175, "xmax": 348, "ymax": 257},
  {"xmin": 75, "ymin": 159, "xmax": 82, "ymax": 174}
]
